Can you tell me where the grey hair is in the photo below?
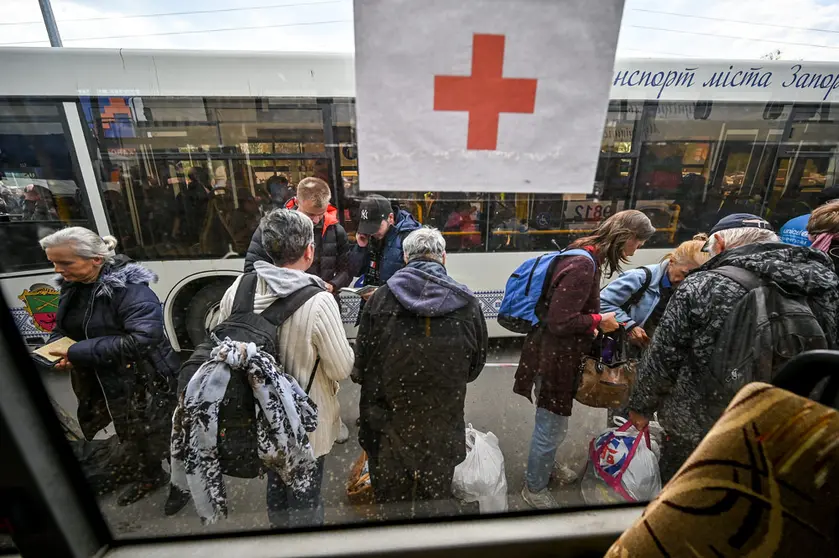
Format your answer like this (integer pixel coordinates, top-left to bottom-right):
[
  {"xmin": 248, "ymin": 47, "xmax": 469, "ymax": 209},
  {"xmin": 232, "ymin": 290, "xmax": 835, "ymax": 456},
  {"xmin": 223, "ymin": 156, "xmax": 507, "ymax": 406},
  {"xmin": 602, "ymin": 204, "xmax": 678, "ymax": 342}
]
[
  {"xmin": 261, "ymin": 208, "xmax": 314, "ymax": 266},
  {"xmin": 296, "ymin": 177, "xmax": 331, "ymax": 209},
  {"xmin": 403, "ymin": 227, "xmax": 446, "ymax": 264},
  {"xmin": 39, "ymin": 227, "xmax": 118, "ymax": 263},
  {"xmin": 707, "ymin": 227, "xmax": 779, "ymax": 256}
]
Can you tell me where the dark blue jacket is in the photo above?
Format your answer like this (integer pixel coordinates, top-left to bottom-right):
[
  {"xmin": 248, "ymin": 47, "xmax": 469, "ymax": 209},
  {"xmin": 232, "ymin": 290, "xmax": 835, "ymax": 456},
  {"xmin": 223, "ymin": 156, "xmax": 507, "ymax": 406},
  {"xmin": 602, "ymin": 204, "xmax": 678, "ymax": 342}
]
[
  {"xmin": 349, "ymin": 209, "xmax": 422, "ymax": 285},
  {"xmin": 54, "ymin": 256, "xmax": 178, "ymax": 442}
]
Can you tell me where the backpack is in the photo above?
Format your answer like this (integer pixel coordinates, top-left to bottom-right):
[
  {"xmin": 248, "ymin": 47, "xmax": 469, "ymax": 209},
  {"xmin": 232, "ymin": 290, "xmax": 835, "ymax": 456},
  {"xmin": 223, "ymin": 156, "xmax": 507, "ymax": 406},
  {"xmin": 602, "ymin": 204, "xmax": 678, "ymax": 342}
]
[
  {"xmin": 498, "ymin": 249, "xmax": 596, "ymax": 333},
  {"xmin": 619, "ymin": 266, "xmax": 653, "ymax": 315},
  {"xmin": 708, "ymin": 266, "xmax": 828, "ymax": 414},
  {"xmin": 178, "ymin": 272, "xmax": 322, "ymax": 478}
]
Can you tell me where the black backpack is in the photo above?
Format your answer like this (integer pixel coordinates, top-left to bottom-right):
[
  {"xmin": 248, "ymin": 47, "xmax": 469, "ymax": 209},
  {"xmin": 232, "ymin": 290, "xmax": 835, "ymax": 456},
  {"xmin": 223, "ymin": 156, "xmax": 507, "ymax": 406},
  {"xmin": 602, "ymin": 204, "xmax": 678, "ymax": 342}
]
[
  {"xmin": 708, "ymin": 266, "xmax": 829, "ymax": 414},
  {"xmin": 178, "ymin": 273, "xmax": 323, "ymax": 478},
  {"xmin": 611, "ymin": 266, "xmax": 653, "ymax": 315}
]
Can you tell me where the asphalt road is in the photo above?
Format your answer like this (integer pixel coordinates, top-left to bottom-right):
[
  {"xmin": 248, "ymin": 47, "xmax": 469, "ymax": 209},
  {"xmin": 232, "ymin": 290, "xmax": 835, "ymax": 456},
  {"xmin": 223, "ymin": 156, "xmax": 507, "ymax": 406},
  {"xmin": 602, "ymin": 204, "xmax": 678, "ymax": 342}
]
[{"xmin": 42, "ymin": 342, "xmax": 609, "ymax": 539}]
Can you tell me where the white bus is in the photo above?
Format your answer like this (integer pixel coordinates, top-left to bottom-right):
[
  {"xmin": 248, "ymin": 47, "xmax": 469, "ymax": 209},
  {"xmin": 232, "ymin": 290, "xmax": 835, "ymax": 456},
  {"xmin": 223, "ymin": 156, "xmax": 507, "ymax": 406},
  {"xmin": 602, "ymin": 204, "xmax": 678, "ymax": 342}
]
[{"xmin": 1, "ymin": 48, "xmax": 835, "ymax": 349}]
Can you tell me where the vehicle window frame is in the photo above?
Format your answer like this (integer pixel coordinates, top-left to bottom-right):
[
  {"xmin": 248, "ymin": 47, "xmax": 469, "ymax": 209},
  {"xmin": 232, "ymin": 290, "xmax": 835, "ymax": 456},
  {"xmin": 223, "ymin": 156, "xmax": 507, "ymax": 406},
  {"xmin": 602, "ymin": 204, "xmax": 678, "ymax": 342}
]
[{"xmin": 0, "ymin": 97, "xmax": 99, "ymax": 273}]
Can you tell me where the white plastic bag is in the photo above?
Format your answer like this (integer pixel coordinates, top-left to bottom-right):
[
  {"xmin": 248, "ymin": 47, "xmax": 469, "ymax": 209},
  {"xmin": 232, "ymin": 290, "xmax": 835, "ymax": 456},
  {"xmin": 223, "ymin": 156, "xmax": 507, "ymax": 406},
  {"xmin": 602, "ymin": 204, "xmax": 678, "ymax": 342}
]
[
  {"xmin": 580, "ymin": 418, "xmax": 661, "ymax": 505},
  {"xmin": 452, "ymin": 424, "xmax": 508, "ymax": 513}
]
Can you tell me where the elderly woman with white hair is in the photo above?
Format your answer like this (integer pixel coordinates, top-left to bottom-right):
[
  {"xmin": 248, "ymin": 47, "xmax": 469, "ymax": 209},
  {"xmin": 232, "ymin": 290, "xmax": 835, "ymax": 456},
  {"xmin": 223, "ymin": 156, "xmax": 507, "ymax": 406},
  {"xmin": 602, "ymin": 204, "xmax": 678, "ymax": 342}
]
[{"xmin": 40, "ymin": 227, "xmax": 179, "ymax": 506}]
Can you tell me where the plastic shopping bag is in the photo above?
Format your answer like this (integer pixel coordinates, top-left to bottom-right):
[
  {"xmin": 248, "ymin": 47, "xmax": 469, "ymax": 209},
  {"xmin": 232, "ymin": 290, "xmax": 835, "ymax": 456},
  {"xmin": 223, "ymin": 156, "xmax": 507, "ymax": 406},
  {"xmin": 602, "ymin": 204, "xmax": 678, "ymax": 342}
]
[
  {"xmin": 452, "ymin": 424, "xmax": 508, "ymax": 513},
  {"xmin": 580, "ymin": 418, "xmax": 661, "ymax": 505}
]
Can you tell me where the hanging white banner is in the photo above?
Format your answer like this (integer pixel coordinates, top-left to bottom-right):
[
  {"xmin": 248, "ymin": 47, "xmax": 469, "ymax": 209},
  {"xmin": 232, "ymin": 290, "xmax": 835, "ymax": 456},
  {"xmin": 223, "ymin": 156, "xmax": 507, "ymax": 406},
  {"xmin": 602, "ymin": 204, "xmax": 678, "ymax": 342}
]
[{"xmin": 353, "ymin": 0, "xmax": 625, "ymax": 194}]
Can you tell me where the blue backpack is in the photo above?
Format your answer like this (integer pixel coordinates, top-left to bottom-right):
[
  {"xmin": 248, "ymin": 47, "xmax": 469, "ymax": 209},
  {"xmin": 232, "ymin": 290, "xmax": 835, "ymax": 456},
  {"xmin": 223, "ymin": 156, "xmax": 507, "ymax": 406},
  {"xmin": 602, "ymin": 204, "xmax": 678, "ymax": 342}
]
[{"xmin": 497, "ymin": 249, "xmax": 597, "ymax": 333}]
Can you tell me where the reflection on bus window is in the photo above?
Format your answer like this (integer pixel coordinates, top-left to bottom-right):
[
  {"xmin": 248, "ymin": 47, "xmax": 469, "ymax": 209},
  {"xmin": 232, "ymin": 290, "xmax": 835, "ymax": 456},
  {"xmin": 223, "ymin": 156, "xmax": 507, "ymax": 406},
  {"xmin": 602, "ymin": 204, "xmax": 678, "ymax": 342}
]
[
  {"xmin": 0, "ymin": 100, "xmax": 93, "ymax": 273},
  {"xmin": 82, "ymin": 97, "xmax": 332, "ymax": 261}
]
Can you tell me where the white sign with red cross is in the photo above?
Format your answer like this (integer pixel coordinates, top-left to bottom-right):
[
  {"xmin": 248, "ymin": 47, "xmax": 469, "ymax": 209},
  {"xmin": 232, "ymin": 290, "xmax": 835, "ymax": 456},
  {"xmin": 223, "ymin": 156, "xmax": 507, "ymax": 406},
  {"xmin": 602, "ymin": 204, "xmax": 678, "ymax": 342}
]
[{"xmin": 353, "ymin": 0, "xmax": 625, "ymax": 194}]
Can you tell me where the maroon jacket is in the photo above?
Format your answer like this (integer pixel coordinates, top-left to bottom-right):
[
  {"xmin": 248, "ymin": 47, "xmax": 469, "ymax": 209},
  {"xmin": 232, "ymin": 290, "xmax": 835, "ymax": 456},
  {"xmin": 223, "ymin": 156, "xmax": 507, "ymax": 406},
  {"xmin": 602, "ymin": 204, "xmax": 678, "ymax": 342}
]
[{"xmin": 513, "ymin": 250, "xmax": 601, "ymax": 416}]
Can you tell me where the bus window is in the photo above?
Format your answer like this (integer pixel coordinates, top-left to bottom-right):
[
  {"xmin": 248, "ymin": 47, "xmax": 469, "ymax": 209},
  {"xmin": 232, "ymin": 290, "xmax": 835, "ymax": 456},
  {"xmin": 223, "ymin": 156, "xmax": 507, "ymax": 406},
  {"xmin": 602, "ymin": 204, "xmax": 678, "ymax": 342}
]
[
  {"xmin": 488, "ymin": 104, "xmax": 640, "ymax": 252},
  {"xmin": 635, "ymin": 101, "xmax": 790, "ymax": 244},
  {"xmin": 0, "ymin": 100, "xmax": 94, "ymax": 273},
  {"xmin": 764, "ymin": 115, "xmax": 839, "ymax": 230},
  {"xmin": 82, "ymin": 97, "xmax": 332, "ymax": 261}
]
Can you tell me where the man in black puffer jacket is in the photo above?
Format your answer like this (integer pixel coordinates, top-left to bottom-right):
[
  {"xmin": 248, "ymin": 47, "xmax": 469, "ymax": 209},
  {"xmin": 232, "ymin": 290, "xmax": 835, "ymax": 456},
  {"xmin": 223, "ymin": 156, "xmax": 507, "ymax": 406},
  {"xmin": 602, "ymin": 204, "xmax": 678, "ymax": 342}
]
[
  {"xmin": 245, "ymin": 177, "xmax": 351, "ymax": 294},
  {"xmin": 353, "ymin": 227, "xmax": 488, "ymax": 516}
]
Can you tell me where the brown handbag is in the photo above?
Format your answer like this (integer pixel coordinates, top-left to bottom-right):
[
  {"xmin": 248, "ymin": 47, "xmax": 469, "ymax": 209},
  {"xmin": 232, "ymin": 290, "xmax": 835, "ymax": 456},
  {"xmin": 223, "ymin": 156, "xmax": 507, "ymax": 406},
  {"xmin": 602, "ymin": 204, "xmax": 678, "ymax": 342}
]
[{"xmin": 575, "ymin": 328, "xmax": 637, "ymax": 409}]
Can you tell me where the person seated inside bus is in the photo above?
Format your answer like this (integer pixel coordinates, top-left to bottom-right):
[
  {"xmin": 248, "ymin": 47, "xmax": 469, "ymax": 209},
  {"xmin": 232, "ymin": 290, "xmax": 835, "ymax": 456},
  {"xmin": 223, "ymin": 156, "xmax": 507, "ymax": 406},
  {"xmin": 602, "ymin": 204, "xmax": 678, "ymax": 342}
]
[
  {"xmin": 245, "ymin": 177, "xmax": 352, "ymax": 294},
  {"xmin": 267, "ymin": 174, "xmax": 296, "ymax": 209},
  {"xmin": 348, "ymin": 194, "xmax": 421, "ymax": 299},
  {"xmin": 22, "ymin": 183, "xmax": 58, "ymax": 221},
  {"xmin": 0, "ymin": 183, "xmax": 20, "ymax": 217},
  {"xmin": 172, "ymin": 166, "xmax": 211, "ymax": 251},
  {"xmin": 443, "ymin": 202, "xmax": 482, "ymax": 252}
]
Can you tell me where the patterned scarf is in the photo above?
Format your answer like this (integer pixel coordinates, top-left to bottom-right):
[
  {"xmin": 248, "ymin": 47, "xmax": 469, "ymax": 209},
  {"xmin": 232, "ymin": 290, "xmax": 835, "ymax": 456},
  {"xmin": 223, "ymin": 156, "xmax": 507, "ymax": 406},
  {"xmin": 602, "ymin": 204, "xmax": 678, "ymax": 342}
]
[{"xmin": 170, "ymin": 339, "xmax": 319, "ymax": 524}]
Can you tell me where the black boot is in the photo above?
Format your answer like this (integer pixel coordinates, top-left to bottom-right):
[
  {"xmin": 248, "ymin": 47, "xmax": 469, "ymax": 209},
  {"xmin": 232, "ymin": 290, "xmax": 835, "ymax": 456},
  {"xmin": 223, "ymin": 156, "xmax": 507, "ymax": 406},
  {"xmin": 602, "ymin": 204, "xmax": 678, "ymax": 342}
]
[
  {"xmin": 117, "ymin": 470, "xmax": 167, "ymax": 506},
  {"xmin": 164, "ymin": 486, "xmax": 191, "ymax": 516}
]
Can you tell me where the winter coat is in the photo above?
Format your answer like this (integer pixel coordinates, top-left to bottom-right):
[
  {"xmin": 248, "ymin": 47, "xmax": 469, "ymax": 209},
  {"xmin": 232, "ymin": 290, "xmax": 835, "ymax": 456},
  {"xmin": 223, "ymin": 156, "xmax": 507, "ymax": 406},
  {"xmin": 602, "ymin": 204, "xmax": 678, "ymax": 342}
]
[
  {"xmin": 218, "ymin": 261, "xmax": 354, "ymax": 458},
  {"xmin": 627, "ymin": 243, "xmax": 839, "ymax": 478},
  {"xmin": 348, "ymin": 209, "xmax": 422, "ymax": 285},
  {"xmin": 600, "ymin": 262, "xmax": 669, "ymax": 330},
  {"xmin": 53, "ymin": 256, "xmax": 179, "ymax": 447},
  {"xmin": 244, "ymin": 201, "xmax": 351, "ymax": 290},
  {"xmin": 354, "ymin": 260, "xmax": 488, "ymax": 469},
  {"xmin": 513, "ymin": 251, "xmax": 601, "ymax": 416}
]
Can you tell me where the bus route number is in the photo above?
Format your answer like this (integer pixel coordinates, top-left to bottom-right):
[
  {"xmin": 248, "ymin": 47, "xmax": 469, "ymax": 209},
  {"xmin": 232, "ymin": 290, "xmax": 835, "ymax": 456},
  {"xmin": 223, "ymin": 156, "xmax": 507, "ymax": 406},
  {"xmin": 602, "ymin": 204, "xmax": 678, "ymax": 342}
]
[{"xmin": 573, "ymin": 203, "xmax": 614, "ymax": 222}]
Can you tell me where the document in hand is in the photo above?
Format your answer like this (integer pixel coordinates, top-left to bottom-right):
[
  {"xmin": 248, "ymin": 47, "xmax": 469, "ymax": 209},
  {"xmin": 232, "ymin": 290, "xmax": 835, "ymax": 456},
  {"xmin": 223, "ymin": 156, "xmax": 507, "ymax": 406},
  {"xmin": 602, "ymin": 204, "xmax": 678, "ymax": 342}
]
[
  {"xmin": 32, "ymin": 337, "xmax": 76, "ymax": 366},
  {"xmin": 339, "ymin": 286, "xmax": 378, "ymax": 297}
]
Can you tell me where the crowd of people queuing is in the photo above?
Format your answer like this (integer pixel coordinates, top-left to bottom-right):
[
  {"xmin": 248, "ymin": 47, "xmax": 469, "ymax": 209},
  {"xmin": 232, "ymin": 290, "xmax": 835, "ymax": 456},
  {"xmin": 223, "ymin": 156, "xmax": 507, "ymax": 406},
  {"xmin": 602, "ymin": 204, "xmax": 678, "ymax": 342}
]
[{"xmin": 34, "ymin": 172, "xmax": 839, "ymax": 523}]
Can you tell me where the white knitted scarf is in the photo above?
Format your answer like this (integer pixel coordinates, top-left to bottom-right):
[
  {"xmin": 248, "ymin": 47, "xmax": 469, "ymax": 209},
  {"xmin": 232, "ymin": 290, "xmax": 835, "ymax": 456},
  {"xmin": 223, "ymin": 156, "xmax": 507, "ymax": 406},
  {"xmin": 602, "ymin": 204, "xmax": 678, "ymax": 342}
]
[{"xmin": 170, "ymin": 338, "xmax": 319, "ymax": 524}]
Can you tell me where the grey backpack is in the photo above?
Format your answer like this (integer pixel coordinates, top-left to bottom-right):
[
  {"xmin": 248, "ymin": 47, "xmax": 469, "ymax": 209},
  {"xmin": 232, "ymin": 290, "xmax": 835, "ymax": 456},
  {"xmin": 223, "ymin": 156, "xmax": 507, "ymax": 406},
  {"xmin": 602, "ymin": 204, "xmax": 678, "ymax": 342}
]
[{"xmin": 708, "ymin": 266, "xmax": 828, "ymax": 413}]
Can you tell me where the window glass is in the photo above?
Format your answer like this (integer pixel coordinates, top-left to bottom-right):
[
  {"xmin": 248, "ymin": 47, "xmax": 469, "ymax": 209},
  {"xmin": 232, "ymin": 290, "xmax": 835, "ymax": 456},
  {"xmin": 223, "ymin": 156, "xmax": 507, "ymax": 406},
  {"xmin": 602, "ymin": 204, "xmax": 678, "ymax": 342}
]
[
  {"xmin": 82, "ymin": 97, "xmax": 330, "ymax": 260},
  {"xmin": 0, "ymin": 100, "xmax": 94, "ymax": 273},
  {"xmin": 763, "ymin": 108, "xmax": 839, "ymax": 229},
  {"xmin": 5, "ymin": 45, "xmax": 839, "ymax": 547}
]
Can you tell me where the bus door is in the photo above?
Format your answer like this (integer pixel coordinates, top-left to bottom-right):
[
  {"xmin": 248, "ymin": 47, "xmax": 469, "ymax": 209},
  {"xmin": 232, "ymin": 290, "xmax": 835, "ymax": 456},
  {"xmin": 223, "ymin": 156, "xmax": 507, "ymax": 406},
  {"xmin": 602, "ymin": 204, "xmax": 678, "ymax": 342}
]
[
  {"xmin": 764, "ymin": 146, "xmax": 837, "ymax": 228},
  {"xmin": 709, "ymin": 130, "xmax": 772, "ymax": 216}
]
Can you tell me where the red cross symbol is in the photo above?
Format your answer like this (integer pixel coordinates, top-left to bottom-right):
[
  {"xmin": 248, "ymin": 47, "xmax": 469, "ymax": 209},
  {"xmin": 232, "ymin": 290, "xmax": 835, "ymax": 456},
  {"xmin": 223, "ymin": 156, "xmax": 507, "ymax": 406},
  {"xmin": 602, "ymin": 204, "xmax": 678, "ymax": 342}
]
[{"xmin": 434, "ymin": 34, "xmax": 538, "ymax": 151}]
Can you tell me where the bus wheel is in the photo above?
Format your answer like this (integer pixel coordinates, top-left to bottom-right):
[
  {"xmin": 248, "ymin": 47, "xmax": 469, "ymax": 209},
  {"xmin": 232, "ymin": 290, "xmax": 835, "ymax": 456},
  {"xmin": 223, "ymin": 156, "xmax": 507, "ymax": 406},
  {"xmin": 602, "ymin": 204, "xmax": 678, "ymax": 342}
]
[{"xmin": 186, "ymin": 282, "xmax": 230, "ymax": 347}]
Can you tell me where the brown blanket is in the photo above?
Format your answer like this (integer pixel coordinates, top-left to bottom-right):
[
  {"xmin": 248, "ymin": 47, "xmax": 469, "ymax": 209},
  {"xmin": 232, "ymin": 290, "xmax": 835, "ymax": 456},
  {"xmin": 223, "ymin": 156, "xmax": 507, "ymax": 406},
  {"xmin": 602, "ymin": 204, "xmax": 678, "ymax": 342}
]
[{"xmin": 607, "ymin": 382, "xmax": 839, "ymax": 556}]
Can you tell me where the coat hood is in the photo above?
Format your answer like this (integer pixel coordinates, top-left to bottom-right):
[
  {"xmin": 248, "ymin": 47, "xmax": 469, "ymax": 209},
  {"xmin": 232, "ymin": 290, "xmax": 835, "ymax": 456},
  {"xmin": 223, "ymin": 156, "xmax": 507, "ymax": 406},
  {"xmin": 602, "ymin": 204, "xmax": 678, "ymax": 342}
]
[
  {"xmin": 253, "ymin": 259, "xmax": 326, "ymax": 298},
  {"xmin": 393, "ymin": 209, "xmax": 422, "ymax": 235},
  {"xmin": 284, "ymin": 198, "xmax": 340, "ymax": 237},
  {"xmin": 702, "ymin": 242, "xmax": 837, "ymax": 296},
  {"xmin": 387, "ymin": 260, "xmax": 474, "ymax": 317},
  {"xmin": 57, "ymin": 255, "xmax": 158, "ymax": 299}
]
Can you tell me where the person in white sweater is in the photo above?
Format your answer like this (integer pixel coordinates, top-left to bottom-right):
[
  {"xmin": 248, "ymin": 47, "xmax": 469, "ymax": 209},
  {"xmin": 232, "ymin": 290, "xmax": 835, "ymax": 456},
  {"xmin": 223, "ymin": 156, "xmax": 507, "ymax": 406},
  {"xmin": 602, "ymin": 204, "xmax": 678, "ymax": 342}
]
[{"xmin": 217, "ymin": 208, "xmax": 354, "ymax": 528}]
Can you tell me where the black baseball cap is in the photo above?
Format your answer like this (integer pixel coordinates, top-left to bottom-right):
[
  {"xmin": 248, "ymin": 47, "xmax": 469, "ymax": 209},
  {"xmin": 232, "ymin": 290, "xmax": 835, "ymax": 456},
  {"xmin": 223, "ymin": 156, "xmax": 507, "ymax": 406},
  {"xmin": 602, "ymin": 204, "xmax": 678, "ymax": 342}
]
[
  {"xmin": 357, "ymin": 195, "xmax": 393, "ymax": 235},
  {"xmin": 702, "ymin": 213, "xmax": 773, "ymax": 252}
]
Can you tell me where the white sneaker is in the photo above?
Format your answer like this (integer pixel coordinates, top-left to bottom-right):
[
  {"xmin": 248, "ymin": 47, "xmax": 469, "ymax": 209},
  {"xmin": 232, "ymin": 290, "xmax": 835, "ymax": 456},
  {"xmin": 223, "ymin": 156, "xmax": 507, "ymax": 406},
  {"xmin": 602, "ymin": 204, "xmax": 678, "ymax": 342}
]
[
  {"xmin": 336, "ymin": 420, "xmax": 350, "ymax": 444},
  {"xmin": 521, "ymin": 484, "xmax": 558, "ymax": 509},
  {"xmin": 550, "ymin": 462, "xmax": 578, "ymax": 486}
]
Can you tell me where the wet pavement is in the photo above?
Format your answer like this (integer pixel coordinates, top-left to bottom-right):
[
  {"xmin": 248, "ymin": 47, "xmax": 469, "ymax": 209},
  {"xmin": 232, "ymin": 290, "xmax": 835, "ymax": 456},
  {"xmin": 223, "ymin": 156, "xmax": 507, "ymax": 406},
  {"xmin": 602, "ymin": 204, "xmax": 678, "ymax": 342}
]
[{"xmin": 42, "ymin": 341, "xmax": 609, "ymax": 538}]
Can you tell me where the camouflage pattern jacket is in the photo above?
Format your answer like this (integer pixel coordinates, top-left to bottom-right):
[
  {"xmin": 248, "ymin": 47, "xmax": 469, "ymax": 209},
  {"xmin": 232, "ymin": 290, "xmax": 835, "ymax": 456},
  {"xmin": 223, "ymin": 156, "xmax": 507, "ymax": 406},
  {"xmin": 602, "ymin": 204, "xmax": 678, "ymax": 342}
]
[{"xmin": 627, "ymin": 242, "xmax": 839, "ymax": 478}]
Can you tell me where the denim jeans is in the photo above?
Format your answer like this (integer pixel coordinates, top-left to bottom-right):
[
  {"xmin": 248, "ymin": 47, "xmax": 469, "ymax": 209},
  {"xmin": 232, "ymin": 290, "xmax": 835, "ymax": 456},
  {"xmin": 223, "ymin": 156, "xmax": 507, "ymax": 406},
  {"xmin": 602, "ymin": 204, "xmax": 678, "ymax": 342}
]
[
  {"xmin": 525, "ymin": 377, "xmax": 570, "ymax": 492},
  {"xmin": 266, "ymin": 456, "xmax": 326, "ymax": 528}
]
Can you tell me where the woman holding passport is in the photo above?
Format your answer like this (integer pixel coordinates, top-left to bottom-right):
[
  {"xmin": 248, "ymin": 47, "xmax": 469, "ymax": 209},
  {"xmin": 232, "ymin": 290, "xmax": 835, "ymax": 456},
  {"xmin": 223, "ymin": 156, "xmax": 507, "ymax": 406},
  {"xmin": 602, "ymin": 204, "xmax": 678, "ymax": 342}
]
[{"xmin": 39, "ymin": 227, "xmax": 179, "ymax": 506}]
